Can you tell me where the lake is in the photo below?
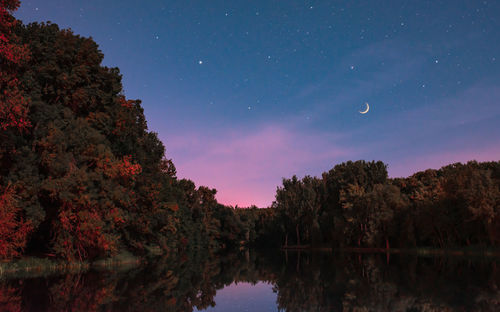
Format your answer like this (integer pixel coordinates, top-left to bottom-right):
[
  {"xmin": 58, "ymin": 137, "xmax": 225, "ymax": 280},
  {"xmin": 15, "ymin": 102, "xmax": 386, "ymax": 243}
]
[{"xmin": 1, "ymin": 250, "xmax": 499, "ymax": 311}]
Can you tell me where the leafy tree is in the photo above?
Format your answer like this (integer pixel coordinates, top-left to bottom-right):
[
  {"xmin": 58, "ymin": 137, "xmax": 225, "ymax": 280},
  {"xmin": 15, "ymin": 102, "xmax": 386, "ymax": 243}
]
[
  {"xmin": 0, "ymin": 0, "xmax": 33, "ymax": 260},
  {"xmin": 275, "ymin": 176, "xmax": 305, "ymax": 246},
  {"xmin": 362, "ymin": 184, "xmax": 407, "ymax": 248},
  {"xmin": 0, "ymin": 185, "xmax": 31, "ymax": 259},
  {"xmin": 0, "ymin": 0, "xmax": 30, "ymax": 132}
]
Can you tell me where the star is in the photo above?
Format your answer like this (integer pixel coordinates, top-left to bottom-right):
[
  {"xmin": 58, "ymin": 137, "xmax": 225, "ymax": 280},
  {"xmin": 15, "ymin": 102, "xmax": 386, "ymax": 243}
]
[
  {"xmin": 198, "ymin": 60, "xmax": 203, "ymax": 65},
  {"xmin": 248, "ymin": 106, "xmax": 252, "ymax": 110},
  {"xmin": 350, "ymin": 65, "xmax": 355, "ymax": 70}
]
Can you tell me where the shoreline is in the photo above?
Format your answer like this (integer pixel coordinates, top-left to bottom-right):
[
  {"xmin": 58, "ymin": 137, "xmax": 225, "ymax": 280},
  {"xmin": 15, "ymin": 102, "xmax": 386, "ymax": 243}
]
[
  {"xmin": 0, "ymin": 252, "xmax": 142, "ymax": 279},
  {"xmin": 3, "ymin": 246, "xmax": 499, "ymax": 279},
  {"xmin": 281, "ymin": 246, "xmax": 500, "ymax": 257}
]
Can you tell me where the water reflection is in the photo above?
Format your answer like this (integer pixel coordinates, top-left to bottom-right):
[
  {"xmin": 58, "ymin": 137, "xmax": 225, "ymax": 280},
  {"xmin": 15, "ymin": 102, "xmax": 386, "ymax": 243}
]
[
  {"xmin": 196, "ymin": 282, "xmax": 277, "ymax": 312},
  {"xmin": 1, "ymin": 250, "xmax": 499, "ymax": 311}
]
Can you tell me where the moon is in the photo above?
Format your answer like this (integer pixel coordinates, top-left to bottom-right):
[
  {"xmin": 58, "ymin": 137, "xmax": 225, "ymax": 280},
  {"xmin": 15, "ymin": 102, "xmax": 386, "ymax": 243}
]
[{"xmin": 359, "ymin": 102, "xmax": 370, "ymax": 114}]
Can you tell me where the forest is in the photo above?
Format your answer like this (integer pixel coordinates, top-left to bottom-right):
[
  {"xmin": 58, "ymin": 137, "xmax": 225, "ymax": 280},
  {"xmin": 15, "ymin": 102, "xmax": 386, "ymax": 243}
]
[
  {"xmin": 271, "ymin": 160, "xmax": 500, "ymax": 250},
  {"xmin": 1, "ymin": 0, "xmax": 499, "ymax": 263}
]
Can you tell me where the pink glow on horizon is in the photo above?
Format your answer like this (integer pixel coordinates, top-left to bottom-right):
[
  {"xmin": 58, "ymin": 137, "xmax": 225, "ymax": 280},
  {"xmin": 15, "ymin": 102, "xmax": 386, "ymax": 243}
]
[
  {"xmin": 166, "ymin": 125, "xmax": 356, "ymax": 207},
  {"xmin": 168, "ymin": 124, "xmax": 500, "ymax": 207},
  {"xmin": 165, "ymin": 123, "xmax": 500, "ymax": 207}
]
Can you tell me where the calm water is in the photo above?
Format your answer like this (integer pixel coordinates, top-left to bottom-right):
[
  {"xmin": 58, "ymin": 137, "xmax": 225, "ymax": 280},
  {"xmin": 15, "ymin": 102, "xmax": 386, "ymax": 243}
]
[{"xmin": 1, "ymin": 250, "xmax": 499, "ymax": 311}]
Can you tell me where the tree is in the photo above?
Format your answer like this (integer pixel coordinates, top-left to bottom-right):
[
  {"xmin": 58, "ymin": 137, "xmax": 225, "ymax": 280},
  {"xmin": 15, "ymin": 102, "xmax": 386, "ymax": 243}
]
[
  {"xmin": 0, "ymin": 0, "xmax": 32, "ymax": 261},
  {"xmin": 443, "ymin": 162, "xmax": 500, "ymax": 246},
  {"xmin": 275, "ymin": 176, "xmax": 304, "ymax": 246},
  {"xmin": 322, "ymin": 160, "xmax": 388, "ymax": 247},
  {"xmin": 0, "ymin": 185, "xmax": 31, "ymax": 259},
  {"xmin": 362, "ymin": 184, "xmax": 407, "ymax": 249},
  {"xmin": 0, "ymin": 0, "xmax": 30, "ymax": 132}
]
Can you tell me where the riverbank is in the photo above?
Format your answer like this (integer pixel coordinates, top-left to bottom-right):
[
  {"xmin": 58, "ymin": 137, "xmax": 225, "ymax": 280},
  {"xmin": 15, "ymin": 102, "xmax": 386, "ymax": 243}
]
[
  {"xmin": 0, "ymin": 251, "xmax": 141, "ymax": 279},
  {"xmin": 3, "ymin": 245, "xmax": 499, "ymax": 280},
  {"xmin": 281, "ymin": 246, "xmax": 500, "ymax": 257}
]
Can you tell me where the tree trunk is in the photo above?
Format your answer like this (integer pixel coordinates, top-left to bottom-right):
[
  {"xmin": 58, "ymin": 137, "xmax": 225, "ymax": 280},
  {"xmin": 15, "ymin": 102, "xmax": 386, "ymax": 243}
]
[
  {"xmin": 284, "ymin": 233, "xmax": 288, "ymax": 248},
  {"xmin": 296, "ymin": 224, "xmax": 301, "ymax": 246},
  {"xmin": 296, "ymin": 250, "xmax": 301, "ymax": 272},
  {"xmin": 385, "ymin": 237, "xmax": 390, "ymax": 264},
  {"xmin": 435, "ymin": 227, "xmax": 444, "ymax": 248}
]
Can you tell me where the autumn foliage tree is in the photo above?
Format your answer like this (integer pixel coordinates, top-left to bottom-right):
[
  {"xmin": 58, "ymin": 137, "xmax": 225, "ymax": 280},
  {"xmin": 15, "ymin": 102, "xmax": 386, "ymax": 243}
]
[
  {"xmin": 0, "ymin": 0, "xmax": 32, "ymax": 261},
  {"xmin": 0, "ymin": 185, "xmax": 31, "ymax": 259},
  {"xmin": 0, "ymin": 0, "xmax": 30, "ymax": 132}
]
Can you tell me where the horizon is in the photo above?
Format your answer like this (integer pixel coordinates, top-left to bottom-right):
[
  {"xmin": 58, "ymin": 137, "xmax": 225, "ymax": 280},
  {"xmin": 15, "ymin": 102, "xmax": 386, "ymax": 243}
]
[{"xmin": 16, "ymin": 0, "xmax": 500, "ymax": 207}]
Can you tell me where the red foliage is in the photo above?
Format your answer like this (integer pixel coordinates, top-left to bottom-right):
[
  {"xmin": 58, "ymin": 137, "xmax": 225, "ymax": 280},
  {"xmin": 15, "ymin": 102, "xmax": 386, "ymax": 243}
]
[
  {"xmin": 0, "ymin": 74, "xmax": 30, "ymax": 131},
  {"xmin": 0, "ymin": 285, "xmax": 22, "ymax": 312},
  {"xmin": 116, "ymin": 155, "xmax": 142, "ymax": 178},
  {"xmin": 49, "ymin": 274, "xmax": 116, "ymax": 312},
  {"xmin": 0, "ymin": 1, "xmax": 20, "ymax": 40},
  {"xmin": 100, "ymin": 155, "xmax": 142, "ymax": 180},
  {"xmin": 48, "ymin": 154, "xmax": 141, "ymax": 260},
  {"xmin": 0, "ymin": 186, "xmax": 32, "ymax": 260},
  {"xmin": 54, "ymin": 203, "xmax": 123, "ymax": 261},
  {"xmin": 52, "ymin": 202, "xmax": 116, "ymax": 261},
  {"xmin": 118, "ymin": 96, "xmax": 134, "ymax": 109},
  {"xmin": 112, "ymin": 96, "xmax": 136, "ymax": 135},
  {"xmin": 0, "ymin": 0, "xmax": 31, "ymax": 132}
]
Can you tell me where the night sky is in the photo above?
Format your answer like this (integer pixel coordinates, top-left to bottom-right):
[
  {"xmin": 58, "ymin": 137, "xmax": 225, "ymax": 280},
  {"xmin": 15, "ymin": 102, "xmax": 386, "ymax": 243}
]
[{"xmin": 15, "ymin": 0, "xmax": 500, "ymax": 207}]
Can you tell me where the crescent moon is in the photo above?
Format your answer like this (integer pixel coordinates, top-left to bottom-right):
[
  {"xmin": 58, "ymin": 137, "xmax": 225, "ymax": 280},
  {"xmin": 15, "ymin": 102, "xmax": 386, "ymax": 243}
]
[{"xmin": 359, "ymin": 102, "xmax": 370, "ymax": 114}]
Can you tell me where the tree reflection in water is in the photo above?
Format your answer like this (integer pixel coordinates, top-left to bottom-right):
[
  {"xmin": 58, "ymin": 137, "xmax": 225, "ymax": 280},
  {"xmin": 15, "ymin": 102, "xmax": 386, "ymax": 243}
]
[{"xmin": 1, "ymin": 251, "xmax": 499, "ymax": 311}]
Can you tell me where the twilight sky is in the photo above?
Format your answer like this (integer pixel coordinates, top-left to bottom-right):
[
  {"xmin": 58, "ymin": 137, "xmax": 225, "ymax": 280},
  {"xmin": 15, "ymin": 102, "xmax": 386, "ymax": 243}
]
[{"xmin": 16, "ymin": 0, "xmax": 500, "ymax": 207}]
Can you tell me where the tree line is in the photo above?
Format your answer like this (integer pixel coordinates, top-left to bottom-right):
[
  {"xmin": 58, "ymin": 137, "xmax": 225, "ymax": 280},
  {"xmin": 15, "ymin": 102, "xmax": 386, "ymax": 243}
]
[{"xmin": 270, "ymin": 160, "xmax": 500, "ymax": 249}]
